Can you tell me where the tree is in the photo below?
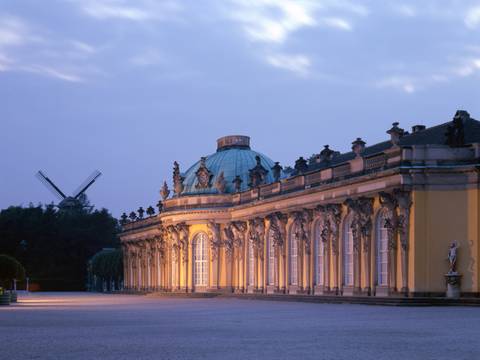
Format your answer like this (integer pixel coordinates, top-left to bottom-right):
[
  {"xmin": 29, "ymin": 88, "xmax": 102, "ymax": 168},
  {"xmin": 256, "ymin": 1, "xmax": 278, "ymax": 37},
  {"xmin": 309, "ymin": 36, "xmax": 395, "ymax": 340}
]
[
  {"xmin": 89, "ymin": 249, "xmax": 123, "ymax": 291},
  {"xmin": 0, "ymin": 254, "xmax": 25, "ymax": 289},
  {"xmin": 0, "ymin": 204, "xmax": 119, "ymax": 290}
]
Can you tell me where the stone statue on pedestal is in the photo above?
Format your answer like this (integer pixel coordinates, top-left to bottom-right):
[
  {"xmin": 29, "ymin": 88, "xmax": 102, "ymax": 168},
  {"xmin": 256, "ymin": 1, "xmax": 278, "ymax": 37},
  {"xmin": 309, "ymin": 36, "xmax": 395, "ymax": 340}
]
[
  {"xmin": 445, "ymin": 241, "xmax": 462, "ymax": 298},
  {"xmin": 447, "ymin": 241, "xmax": 458, "ymax": 274}
]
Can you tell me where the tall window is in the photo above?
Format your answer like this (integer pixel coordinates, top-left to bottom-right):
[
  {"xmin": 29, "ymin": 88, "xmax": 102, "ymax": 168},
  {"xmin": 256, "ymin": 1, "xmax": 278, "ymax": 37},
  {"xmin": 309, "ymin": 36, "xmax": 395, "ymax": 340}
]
[
  {"xmin": 315, "ymin": 224, "xmax": 324, "ymax": 286},
  {"xmin": 267, "ymin": 233, "xmax": 275, "ymax": 285},
  {"xmin": 171, "ymin": 252, "xmax": 177, "ymax": 288},
  {"xmin": 130, "ymin": 258, "xmax": 134, "ymax": 287},
  {"xmin": 343, "ymin": 214, "xmax": 354, "ymax": 286},
  {"xmin": 290, "ymin": 227, "xmax": 298, "ymax": 285},
  {"xmin": 248, "ymin": 239, "xmax": 255, "ymax": 286},
  {"xmin": 194, "ymin": 232, "xmax": 208, "ymax": 286},
  {"xmin": 376, "ymin": 210, "xmax": 389, "ymax": 286}
]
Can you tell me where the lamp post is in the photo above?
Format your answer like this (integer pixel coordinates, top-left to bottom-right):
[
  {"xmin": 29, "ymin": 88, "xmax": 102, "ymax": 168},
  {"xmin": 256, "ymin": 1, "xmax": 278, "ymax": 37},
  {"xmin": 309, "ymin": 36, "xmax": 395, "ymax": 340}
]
[{"xmin": 26, "ymin": 277, "xmax": 30, "ymax": 292}]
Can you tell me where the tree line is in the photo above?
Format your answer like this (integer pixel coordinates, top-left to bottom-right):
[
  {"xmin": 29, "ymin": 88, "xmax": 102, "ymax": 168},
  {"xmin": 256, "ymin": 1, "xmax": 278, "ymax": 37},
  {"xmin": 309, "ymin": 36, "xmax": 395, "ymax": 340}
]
[{"xmin": 0, "ymin": 203, "xmax": 120, "ymax": 290}]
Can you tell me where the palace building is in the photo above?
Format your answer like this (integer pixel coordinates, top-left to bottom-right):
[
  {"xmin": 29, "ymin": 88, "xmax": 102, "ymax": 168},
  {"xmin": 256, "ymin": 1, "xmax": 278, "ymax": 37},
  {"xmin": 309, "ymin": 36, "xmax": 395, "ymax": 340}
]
[{"xmin": 119, "ymin": 110, "xmax": 480, "ymax": 297}]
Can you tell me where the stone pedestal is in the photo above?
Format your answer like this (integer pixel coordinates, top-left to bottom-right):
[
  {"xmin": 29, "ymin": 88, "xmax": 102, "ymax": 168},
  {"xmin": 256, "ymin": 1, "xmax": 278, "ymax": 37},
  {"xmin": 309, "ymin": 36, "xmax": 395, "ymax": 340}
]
[{"xmin": 445, "ymin": 273, "xmax": 462, "ymax": 298}]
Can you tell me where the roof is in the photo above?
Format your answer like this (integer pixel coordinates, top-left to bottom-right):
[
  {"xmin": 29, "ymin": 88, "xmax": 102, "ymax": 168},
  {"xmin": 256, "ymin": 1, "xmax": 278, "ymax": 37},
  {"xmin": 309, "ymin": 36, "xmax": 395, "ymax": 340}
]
[
  {"xmin": 181, "ymin": 138, "xmax": 280, "ymax": 195},
  {"xmin": 304, "ymin": 111, "xmax": 480, "ymax": 174}
]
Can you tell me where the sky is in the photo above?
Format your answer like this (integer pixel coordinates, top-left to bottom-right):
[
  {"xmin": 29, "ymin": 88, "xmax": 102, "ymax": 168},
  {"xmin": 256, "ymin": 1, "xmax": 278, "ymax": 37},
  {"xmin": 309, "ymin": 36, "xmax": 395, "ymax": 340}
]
[{"xmin": 1, "ymin": 0, "xmax": 479, "ymax": 217}]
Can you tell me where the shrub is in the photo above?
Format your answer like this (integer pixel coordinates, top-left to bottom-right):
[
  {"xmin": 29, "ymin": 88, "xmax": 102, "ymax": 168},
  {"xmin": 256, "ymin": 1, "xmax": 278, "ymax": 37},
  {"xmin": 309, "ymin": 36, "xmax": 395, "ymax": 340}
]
[{"xmin": 0, "ymin": 254, "xmax": 25, "ymax": 289}]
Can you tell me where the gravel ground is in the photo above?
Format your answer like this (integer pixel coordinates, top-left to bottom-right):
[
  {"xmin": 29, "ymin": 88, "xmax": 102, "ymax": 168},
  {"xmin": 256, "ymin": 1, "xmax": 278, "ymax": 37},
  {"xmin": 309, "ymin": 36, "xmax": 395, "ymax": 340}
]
[{"xmin": 1, "ymin": 292, "xmax": 479, "ymax": 360}]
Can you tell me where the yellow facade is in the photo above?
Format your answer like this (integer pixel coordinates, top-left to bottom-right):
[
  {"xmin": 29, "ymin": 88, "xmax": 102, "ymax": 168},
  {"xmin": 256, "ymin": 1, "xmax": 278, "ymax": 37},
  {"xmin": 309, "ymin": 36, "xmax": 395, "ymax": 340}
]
[{"xmin": 120, "ymin": 112, "xmax": 480, "ymax": 297}]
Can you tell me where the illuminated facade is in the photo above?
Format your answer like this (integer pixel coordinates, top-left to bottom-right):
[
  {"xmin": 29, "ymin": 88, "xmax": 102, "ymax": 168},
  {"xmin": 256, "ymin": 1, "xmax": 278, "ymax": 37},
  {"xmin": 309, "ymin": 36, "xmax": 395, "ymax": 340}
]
[{"xmin": 120, "ymin": 110, "xmax": 480, "ymax": 297}]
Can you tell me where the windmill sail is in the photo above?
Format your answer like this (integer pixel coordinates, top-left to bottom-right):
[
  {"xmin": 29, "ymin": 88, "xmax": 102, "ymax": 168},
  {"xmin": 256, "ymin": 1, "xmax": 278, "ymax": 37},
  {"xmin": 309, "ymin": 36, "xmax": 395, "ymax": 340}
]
[
  {"xmin": 73, "ymin": 170, "xmax": 102, "ymax": 199},
  {"xmin": 36, "ymin": 171, "xmax": 67, "ymax": 200}
]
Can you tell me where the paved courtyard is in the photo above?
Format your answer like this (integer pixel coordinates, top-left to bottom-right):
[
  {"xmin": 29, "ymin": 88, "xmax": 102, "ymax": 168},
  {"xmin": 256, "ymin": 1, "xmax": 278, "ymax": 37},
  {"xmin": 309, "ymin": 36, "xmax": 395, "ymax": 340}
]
[{"xmin": 1, "ymin": 293, "xmax": 479, "ymax": 360}]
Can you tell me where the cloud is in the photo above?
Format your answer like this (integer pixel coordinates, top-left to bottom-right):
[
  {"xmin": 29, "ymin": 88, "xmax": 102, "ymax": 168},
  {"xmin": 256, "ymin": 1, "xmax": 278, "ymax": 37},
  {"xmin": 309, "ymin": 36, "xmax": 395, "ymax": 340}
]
[
  {"xmin": 78, "ymin": 0, "xmax": 183, "ymax": 22},
  {"xmin": 22, "ymin": 65, "xmax": 84, "ymax": 82},
  {"xmin": 226, "ymin": 0, "xmax": 366, "ymax": 43},
  {"xmin": 266, "ymin": 53, "xmax": 311, "ymax": 76},
  {"xmin": 229, "ymin": 0, "xmax": 316, "ymax": 44},
  {"xmin": 0, "ymin": 15, "xmax": 35, "ymax": 47},
  {"xmin": 320, "ymin": 17, "xmax": 351, "ymax": 31},
  {"xmin": 71, "ymin": 41, "xmax": 96, "ymax": 54},
  {"xmin": 0, "ymin": 52, "xmax": 13, "ymax": 71},
  {"xmin": 453, "ymin": 58, "xmax": 480, "ymax": 77},
  {"xmin": 376, "ymin": 53, "xmax": 480, "ymax": 94},
  {"xmin": 376, "ymin": 76, "xmax": 416, "ymax": 93},
  {"xmin": 0, "ymin": 14, "xmax": 93, "ymax": 82},
  {"xmin": 392, "ymin": 4, "xmax": 417, "ymax": 17},
  {"xmin": 223, "ymin": 0, "xmax": 365, "ymax": 76},
  {"xmin": 130, "ymin": 48, "xmax": 163, "ymax": 67},
  {"xmin": 82, "ymin": 2, "xmax": 150, "ymax": 21},
  {"xmin": 465, "ymin": 6, "xmax": 480, "ymax": 29}
]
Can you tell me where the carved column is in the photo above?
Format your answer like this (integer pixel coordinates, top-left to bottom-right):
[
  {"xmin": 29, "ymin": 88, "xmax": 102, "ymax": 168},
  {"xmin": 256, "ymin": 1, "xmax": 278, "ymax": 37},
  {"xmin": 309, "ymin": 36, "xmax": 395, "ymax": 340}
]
[
  {"xmin": 129, "ymin": 247, "xmax": 134, "ymax": 290},
  {"xmin": 326, "ymin": 204, "xmax": 342, "ymax": 295},
  {"xmin": 153, "ymin": 234, "xmax": 164, "ymax": 290},
  {"xmin": 248, "ymin": 218, "xmax": 265, "ymax": 291},
  {"xmin": 396, "ymin": 190, "xmax": 412, "ymax": 296},
  {"xmin": 304, "ymin": 210, "xmax": 313, "ymax": 293},
  {"xmin": 146, "ymin": 240, "xmax": 151, "ymax": 290},
  {"xmin": 345, "ymin": 197, "xmax": 373, "ymax": 294},
  {"xmin": 137, "ymin": 242, "xmax": 144, "ymax": 290},
  {"xmin": 314, "ymin": 206, "xmax": 330, "ymax": 293},
  {"xmin": 232, "ymin": 221, "xmax": 247, "ymax": 292},
  {"xmin": 143, "ymin": 241, "xmax": 149, "ymax": 290},
  {"xmin": 135, "ymin": 246, "xmax": 141, "ymax": 290},
  {"xmin": 291, "ymin": 210, "xmax": 313, "ymax": 293},
  {"xmin": 167, "ymin": 225, "xmax": 181, "ymax": 291},
  {"xmin": 176, "ymin": 223, "xmax": 189, "ymax": 292},
  {"xmin": 351, "ymin": 213, "xmax": 362, "ymax": 294},
  {"xmin": 380, "ymin": 192, "xmax": 399, "ymax": 294},
  {"xmin": 267, "ymin": 212, "xmax": 287, "ymax": 293},
  {"xmin": 223, "ymin": 225, "xmax": 234, "ymax": 292},
  {"xmin": 122, "ymin": 244, "xmax": 129, "ymax": 289},
  {"xmin": 207, "ymin": 221, "xmax": 221, "ymax": 290},
  {"xmin": 255, "ymin": 218, "xmax": 266, "ymax": 292},
  {"xmin": 247, "ymin": 220, "xmax": 256, "ymax": 291},
  {"xmin": 358, "ymin": 198, "xmax": 374, "ymax": 295}
]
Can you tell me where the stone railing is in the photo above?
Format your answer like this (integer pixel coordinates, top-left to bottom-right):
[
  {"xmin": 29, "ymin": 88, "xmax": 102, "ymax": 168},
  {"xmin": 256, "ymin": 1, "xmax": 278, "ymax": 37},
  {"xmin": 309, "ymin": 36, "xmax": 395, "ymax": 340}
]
[{"xmin": 365, "ymin": 154, "xmax": 387, "ymax": 170}]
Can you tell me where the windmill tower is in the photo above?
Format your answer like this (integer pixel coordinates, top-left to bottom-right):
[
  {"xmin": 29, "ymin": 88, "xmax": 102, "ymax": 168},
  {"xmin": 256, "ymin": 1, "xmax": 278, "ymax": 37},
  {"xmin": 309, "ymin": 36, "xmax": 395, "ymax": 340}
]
[{"xmin": 36, "ymin": 170, "xmax": 102, "ymax": 211}]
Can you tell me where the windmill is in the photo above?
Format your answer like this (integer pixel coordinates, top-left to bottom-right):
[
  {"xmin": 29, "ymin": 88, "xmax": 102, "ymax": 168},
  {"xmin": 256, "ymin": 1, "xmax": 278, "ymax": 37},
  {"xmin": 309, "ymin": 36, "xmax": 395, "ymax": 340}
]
[{"xmin": 36, "ymin": 170, "xmax": 102, "ymax": 211}]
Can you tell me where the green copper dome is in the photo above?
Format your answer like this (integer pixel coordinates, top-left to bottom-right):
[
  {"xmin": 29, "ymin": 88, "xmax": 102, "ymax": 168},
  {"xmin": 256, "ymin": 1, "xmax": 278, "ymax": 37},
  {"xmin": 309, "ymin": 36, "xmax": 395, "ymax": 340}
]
[{"xmin": 180, "ymin": 136, "xmax": 280, "ymax": 195}]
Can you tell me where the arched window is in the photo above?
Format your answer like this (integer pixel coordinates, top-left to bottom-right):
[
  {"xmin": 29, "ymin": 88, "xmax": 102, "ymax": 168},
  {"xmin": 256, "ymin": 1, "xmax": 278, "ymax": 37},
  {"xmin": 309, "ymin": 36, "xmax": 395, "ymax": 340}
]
[
  {"xmin": 290, "ymin": 225, "xmax": 298, "ymax": 285},
  {"xmin": 267, "ymin": 232, "xmax": 275, "ymax": 286},
  {"xmin": 193, "ymin": 232, "xmax": 208, "ymax": 286},
  {"xmin": 248, "ymin": 239, "xmax": 255, "ymax": 286},
  {"xmin": 315, "ymin": 222, "xmax": 324, "ymax": 286},
  {"xmin": 343, "ymin": 214, "xmax": 354, "ymax": 286},
  {"xmin": 376, "ymin": 210, "xmax": 389, "ymax": 286}
]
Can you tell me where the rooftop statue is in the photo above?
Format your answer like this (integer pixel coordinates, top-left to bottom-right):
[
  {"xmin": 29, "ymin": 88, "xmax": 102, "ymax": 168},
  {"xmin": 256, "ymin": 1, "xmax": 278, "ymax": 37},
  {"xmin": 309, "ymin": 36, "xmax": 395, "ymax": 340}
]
[
  {"xmin": 215, "ymin": 171, "xmax": 226, "ymax": 194},
  {"xmin": 160, "ymin": 181, "xmax": 170, "ymax": 200},
  {"xmin": 445, "ymin": 110, "xmax": 468, "ymax": 147},
  {"xmin": 248, "ymin": 155, "xmax": 268, "ymax": 188},
  {"xmin": 172, "ymin": 161, "xmax": 184, "ymax": 195}
]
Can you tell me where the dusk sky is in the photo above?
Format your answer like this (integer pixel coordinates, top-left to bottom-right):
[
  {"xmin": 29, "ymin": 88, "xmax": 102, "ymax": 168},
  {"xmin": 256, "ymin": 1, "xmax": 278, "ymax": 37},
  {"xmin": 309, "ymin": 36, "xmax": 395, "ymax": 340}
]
[{"xmin": 1, "ymin": 0, "xmax": 479, "ymax": 217}]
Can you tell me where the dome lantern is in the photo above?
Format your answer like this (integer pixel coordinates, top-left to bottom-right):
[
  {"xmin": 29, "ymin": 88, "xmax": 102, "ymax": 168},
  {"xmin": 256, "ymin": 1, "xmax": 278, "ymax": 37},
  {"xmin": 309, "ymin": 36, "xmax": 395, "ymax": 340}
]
[{"xmin": 217, "ymin": 135, "xmax": 250, "ymax": 152}]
